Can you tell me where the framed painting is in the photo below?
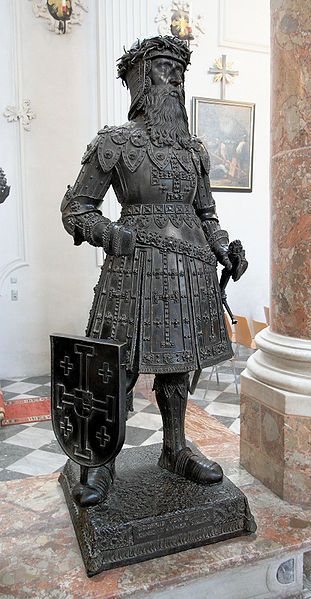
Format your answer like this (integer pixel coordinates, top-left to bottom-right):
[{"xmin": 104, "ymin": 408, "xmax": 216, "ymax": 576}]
[{"xmin": 192, "ymin": 97, "xmax": 255, "ymax": 192}]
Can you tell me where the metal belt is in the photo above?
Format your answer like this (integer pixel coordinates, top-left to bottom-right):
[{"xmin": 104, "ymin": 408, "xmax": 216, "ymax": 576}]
[{"xmin": 120, "ymin": 203, "xmax": 195, "ymax": 217}]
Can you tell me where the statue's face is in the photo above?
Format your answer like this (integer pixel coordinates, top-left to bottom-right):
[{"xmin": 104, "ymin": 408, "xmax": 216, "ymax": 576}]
[{"xmin": 149, "ymin": 57, "xmax": 184, "ymax": 89}]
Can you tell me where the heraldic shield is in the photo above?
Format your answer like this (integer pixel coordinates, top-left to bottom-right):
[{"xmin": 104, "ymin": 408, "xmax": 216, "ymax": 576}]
[{"xmin": 51, "ymin": 334, "xmax": 127, "ymax": 468}]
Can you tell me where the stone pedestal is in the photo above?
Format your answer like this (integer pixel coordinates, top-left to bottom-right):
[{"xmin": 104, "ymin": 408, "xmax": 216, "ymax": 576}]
[
  {"xmin": 240, "ymin": 0, "xmax": 311, "ymax": 506},
  {"xmin": 60, "ymin": 443, "xmax": 256, "ymax": 576}
]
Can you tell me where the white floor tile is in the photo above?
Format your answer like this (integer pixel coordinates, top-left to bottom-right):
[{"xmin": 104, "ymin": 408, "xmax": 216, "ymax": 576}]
[
  {"xmin": 141, "ymin": 431, "xmax": 163, "ymax": 446},
  {"xmin": 3, "ymin": 427, "xmax": 55, "ymax": 449},
  {"xmin": 192, "ymin": 389, "xmax": 222, "ymax": 402},
  {"xmin": 222, "ymin": 383, "xmax": 240, "ymax": 395},
  {"xmin": 201, "ymin": 367, "xmax": 213, "ymax": 374},
  {"xmin": 9, "ymin": 394, "xmax": 38, "ymax": 401},
  {"xmin": 229, "ymin": 418, "xmax": 241, "ymax": 435},
  {"xmin": 189, "ymin": 387, "xmax": 206, "ymax": 400},
  {"xmin": 205, "ymin": 401, "xmax": 240, "ymax": 419},
  {"xmin": 132, "ymin": 398, "xmax": 151, "ymax": 412},
  {"xmin": 126, "ymin": 412, "xmax": 162, "ymax": 430},
  {"xmin": 210, "ymin": 373, "xmax": 236, "ymax": 384},
  {"xmin": 7, "ymin": 449, "xmax": 67, "ymax": 475},
  {"xmin": 2, "ymin": 382, "xmax": 40, "ymax": 394},
  {"xmin": 233, "ymin": 361, "xmax": 248, "ymax": 369}
]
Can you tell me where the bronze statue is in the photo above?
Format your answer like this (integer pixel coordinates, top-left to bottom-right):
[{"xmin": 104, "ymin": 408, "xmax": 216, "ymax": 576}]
[
  {"xmin": 0, "ymin": 168, "xmax": 10, "ymax": 204},
  {"xmin": 61, "ymin": 36, "xmax": 247, "ymax": 508}
]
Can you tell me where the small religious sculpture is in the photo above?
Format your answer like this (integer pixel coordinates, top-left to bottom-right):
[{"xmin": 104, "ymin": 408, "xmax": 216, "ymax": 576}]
[
  {"xmin": 61, "ymin": 36, "xmax": 248, "ymax": 507},
  {"xmin": 61, "ymin": 36, "xmax": 256, "ymax": 575}
]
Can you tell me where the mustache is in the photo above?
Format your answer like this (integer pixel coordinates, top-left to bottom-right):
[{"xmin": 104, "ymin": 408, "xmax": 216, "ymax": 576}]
[{"xmin": 147, "ymin": 84, "xmax": 185, "ymax": 103}]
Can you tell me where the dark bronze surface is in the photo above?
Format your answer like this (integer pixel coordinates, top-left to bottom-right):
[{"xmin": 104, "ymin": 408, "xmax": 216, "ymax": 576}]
[
  {"xmin": 51, "ymin": 334, "xmax": 127, "ymax": 468},
  {"xmin": 0, "ymin": 168, "xmax": 10, "ymax": 204},
  {"xmin": 59, "ymin": 36, "xmax": 253, "ymax": 561},
  {"xmin": 59, "ymin": 443, "xmax": 257, "ymax": 577}
]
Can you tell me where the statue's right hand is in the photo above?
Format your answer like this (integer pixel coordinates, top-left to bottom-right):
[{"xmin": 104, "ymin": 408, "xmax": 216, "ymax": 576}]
[{"xmin": 103, "ymin": 222, "xmax": 136, "ymax": 257}]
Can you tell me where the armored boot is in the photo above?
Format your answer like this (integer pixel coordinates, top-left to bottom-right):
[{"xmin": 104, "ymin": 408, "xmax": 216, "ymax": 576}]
[
  {"xmin": 72, "ymin": 388, "xmax": 135, "ymax": 507},
  {"xmin": 72, "ymin": 460, "xmax": 115, "ymax": 507},
  {"xmin": 154, "ymin": 373, "xmax": 223, "ymax": 485}
]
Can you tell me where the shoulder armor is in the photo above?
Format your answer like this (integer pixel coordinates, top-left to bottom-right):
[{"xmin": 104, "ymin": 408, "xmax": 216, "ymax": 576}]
[
  {"xmin": 122, "ymin": 139, "xmax": 147, "ymax": 172},
  {"xmin": 147, "ymin": 143, "xmax": 172, "ymax": 170},
  {"xmin": 81, "ymin": 135, "xmax": 100, "ymax": 164},
  {"xmin": 97, "ymin": 127, "xmax": 123, "ymax": 173},
  {"xmin": 110, "ymin": 126, "xmax": 130, "ymax": 145}
]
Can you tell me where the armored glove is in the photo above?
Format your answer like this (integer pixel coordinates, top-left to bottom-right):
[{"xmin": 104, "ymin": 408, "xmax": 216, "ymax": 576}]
[
  {"xmin": 102, "ymin": 222, "xmax": 136, "ymax": 257},
  {"xmin": 88, "ymin": 218, "xmax": 136, "ymax": 256},
  {"xmin": 207, "ymin": 229, "xmax": 232, "ymax": 271}
]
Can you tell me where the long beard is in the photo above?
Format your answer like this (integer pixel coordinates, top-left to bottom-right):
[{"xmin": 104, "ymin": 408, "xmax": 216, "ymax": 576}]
[{"xmin": 143, "ymin": 86, "xmax": 191, "ymax": 148}]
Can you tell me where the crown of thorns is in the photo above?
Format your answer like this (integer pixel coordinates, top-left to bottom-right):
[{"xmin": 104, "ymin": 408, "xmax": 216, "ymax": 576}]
[{"xmin": 117, "ymin": 36, "xmax": 191, "ymax": 85}]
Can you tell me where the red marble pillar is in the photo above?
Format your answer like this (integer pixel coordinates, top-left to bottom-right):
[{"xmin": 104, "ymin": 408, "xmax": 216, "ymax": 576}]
[
  {"xmin": 270, "ymin": 0, "xmax": 311, "ymax": 339},
  {"xmin": 240, "ymin": 0, "xmax": 311, "ymax": 506}
]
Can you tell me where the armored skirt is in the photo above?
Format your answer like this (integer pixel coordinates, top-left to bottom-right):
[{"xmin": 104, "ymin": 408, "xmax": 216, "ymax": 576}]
[{"xmin": 86, "ymin": 213, "xmax": 233, "ymax": 374}]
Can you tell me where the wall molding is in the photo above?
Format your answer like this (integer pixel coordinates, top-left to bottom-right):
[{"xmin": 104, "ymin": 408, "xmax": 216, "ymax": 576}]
[
  {"xmin": 219, "ymin": 0, "xmax": 270, "ymax": 54},
  {"xmin": 0, "ymin": 0, "xmax": 29, "ymax": 291}
]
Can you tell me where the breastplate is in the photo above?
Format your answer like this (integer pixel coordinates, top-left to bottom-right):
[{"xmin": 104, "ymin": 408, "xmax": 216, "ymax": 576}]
[
  {"xmin": 98, "ymin": 124, "xmax": 201, "ymax": 207},
  {"xmin": 118, "ymin": 150, "xmax": 198, "ymax": 206}
]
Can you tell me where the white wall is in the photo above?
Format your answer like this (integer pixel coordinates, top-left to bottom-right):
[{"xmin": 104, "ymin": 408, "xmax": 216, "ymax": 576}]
[
  {"xmin": 185, "ymin": 0, "xmax": 270, "ymax": 322},
  {"xmin": 0, "ymin": 0, "xmax": 269, "ymax": 378}
]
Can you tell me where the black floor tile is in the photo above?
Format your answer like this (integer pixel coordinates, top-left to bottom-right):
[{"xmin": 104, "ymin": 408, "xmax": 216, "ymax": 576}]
[
  {"xmin": 213, "ymin": 415, "xmax": 236, "ymax": 428},
  {"xmin": 0, "ymin": 469, "xmax": 30, "ymax": 481},
  {"xmin": 125, "ymin": 426, "xmax": 156, "ymax": 446},
  {"xmin": 25, "ymin": 386, "xmax": 51, "ymax": 397},
  {"xmin": 0, "ymin": 443, "xmax": 33, "ymax": 468},
  {"xmin": 216, "ymin": 392, "xmax": 241, "ymax": 405},
  {"xmin": 0, "ymin": 424, "xmax": 30, "ymax": 441},
  {"xmin": 140, "ymin": 404, "xmax": 160, "ymax": 414},
  {"xmin": 0, "ymin": 380, "xmax": 15, "ymax": 388},
  {"xmin": 2, "ymin": 391, "xmax": 20, "ymax": 401},
  {"xmin": 190, "ymin": 399, "xmax": 212, "ymax": 410},
  {"xmin": 21, "ymin": 375, "xmax": 50, "ymax": 385},
  {"xmin": 32, "ymin": 420, "xmax": 53, "ymax": 430}
]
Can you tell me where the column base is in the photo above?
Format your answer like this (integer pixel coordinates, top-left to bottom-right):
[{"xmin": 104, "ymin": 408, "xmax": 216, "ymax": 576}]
[{"xmin": 240, "ymin": 327, "xmax": 311, "ymax": 507}]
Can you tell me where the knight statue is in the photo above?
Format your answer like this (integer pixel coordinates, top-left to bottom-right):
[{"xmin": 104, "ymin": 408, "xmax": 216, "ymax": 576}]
[{"xmin": 61, "ymin": 36, "xmax": 247, "ymax": 508}]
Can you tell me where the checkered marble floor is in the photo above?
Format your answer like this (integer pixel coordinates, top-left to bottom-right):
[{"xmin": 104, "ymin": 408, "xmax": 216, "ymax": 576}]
[{"xmin": 0, "ymin": 346, "xmax": 253, "ymax": 482}]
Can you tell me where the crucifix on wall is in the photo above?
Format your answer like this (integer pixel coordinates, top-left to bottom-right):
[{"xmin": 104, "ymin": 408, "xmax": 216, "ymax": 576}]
[{"xmin": 208, "ymin": 54, "xmax": 239, "ymax": 99}]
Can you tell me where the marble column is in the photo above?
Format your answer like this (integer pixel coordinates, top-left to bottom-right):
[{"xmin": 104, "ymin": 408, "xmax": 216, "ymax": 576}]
[{"xmin": 240, "ymin": 0, "xmax": 311, "ymax": 506}]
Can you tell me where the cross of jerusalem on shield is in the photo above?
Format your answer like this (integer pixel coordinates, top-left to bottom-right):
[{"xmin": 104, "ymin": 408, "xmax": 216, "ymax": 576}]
[{"xmin": 50, "ymin": 335, "xmax": 127, "ymax": 468}]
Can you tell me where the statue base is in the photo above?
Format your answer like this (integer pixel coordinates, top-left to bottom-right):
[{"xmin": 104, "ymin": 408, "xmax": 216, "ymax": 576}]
[{"xmin": 59, "ymin": 444, "xmax": 257, "ymax": 577}]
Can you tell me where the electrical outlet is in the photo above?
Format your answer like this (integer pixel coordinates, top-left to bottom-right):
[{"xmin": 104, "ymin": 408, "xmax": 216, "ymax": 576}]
[{"xmin": 11, "ymin": 289, "xmax": 18, "ymax": 301}]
